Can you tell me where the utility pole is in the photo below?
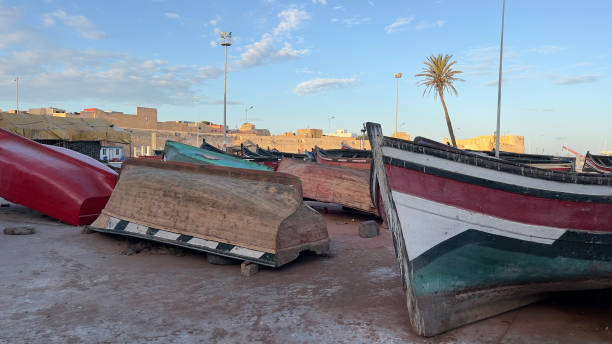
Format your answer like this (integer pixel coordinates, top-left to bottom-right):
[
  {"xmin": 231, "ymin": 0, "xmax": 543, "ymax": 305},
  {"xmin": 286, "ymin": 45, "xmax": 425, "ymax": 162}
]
[
  {"xmin": 495, "ymin": 0, "xmax": 506, "ymax": 158},
  {"xmin": 394, "ymin": 73, "xmax": 402, "ymax": 136},
  {"xmin": 14, "ymin": 77, "xmax": 19, "ymax": 114},
  {"xmin": 328, "ymin": 115, "xmax": 335, "ymax": 132}
]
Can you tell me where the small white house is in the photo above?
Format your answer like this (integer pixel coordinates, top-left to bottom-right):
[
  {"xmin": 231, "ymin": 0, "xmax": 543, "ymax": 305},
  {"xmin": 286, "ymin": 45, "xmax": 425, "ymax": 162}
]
[{"xmin": 100, "ymin": 146, "xmax": 123, "ymax": 162}]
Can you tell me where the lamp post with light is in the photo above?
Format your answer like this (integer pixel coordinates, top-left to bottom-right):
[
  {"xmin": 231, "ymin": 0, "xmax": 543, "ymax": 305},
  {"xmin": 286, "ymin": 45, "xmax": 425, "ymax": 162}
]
[
  {"xmin": 394, "ymin": 72, "xmax": 402, "ymax": 136},
  {"xmin": 245, "ymin": 105, "xmax": 254, "ymax": 123},
  {"xmin": 220, "ymin": 31, "xmax": 232, "ymax": 151}
]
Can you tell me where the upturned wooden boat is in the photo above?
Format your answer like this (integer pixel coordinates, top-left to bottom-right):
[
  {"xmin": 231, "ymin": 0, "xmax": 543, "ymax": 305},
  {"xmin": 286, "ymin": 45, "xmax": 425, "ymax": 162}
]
[
  {"xmin": 584, "ymin": 152, "xmax": 612, "ymax": 173},
  {"xmin": 90, "ymin": 158, "xmax": 329, "ymax": 267},
  {"xmin": 366, "ymin": 122, "xmax": 612, "ymax": 336},
  {"xmin": 164, "ymin": 140, "xmax": 272, "ymax": 171},
  {"xmin": 0, "ymin": 128, "xmax": 117, "ymax": 225},
  {"xmin": 314, "ymin": 146, "xmax": 371, "ymax": 170},
  {"xmin": 277, "ymin": 158, "xmax": 377, "ymax": 215}
]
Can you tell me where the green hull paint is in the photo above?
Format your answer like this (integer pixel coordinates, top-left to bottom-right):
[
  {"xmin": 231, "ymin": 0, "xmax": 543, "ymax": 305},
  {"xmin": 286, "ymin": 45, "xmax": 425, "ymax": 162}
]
[
  {"xmin": 412, "ymin": 229, "xmax": 612, "ymax": 296},
  {"xmin": 164, "ymin": 141, "xmax": 272, "ymax": 171}
]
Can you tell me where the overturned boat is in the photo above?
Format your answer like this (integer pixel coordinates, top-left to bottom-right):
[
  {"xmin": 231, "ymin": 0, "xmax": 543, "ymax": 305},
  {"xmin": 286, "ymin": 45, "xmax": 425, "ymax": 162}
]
[
  {"xmin": 164, "ymin": 140, "xmax": 272, "ymax": 171},
  {"xmin": 90, "ymin": 158, "xmax": 329, "ymax": 267},
  {"xmin": 240, "ymin": 144, "xmax": 279, "ymax": 170},
  {"xmin": 367, "ymin": 122, "xmax": 612, "ymax": 336},
  {"xmin": 0, "ymin": 128, "xmax": 117, "ymax": 225},
  {"xmin": 277, "ymin": 158, "xmax": 377, "ymax": 215},
  {"xmin": 314, "ymin": 146, "xmax": 371, "ymax": 170}
]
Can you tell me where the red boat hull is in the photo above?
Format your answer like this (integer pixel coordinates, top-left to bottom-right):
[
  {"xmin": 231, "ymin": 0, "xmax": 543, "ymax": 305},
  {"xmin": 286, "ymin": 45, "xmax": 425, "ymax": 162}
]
[{"xmin": 0, "ymin": 129, "xmax": 118, "ymax": 225}]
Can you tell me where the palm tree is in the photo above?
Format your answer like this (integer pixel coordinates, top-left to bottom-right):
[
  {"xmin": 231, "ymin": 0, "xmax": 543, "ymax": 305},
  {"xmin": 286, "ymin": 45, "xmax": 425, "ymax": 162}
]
[{"xmin": 415, "ymin": 54, "xmax": 464, "ymax": 147}]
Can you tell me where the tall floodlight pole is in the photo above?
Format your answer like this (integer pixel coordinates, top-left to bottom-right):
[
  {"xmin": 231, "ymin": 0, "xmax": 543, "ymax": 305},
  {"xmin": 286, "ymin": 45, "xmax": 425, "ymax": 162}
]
[
  {"xmin": 245, "ymin": 105, "xmax": 253, "ymax": 123},
  {"xmin": 394, "ymin": 73, "xmax": 402, "ymax": 135},
  {"xmin": 220, "ymin": 31, "xmax": 232, "ymax": 151},
  {"xmin": 495, "ymin": 0, "xmax": 506, "ymax": 158},
  {"xmin": 14, "ymin": 77, "xmax": 19, "ymax": 114}
]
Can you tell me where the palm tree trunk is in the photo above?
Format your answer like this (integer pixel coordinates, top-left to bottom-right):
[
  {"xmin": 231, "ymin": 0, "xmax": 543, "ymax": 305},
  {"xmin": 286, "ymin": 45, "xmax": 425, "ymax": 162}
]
[{"xmin": 438, "ymin": 88, "xmax": 457, "ymax": 147}]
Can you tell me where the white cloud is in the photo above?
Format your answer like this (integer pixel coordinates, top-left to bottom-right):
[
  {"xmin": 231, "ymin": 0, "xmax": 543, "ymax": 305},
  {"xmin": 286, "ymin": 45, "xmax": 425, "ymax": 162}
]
[
  {"xmin": 415, "ymin": 19, "xmax": 445, "ymax": 31},
  {"xmin": 165, "ymin": 12, "xmax": 180, "ymax": 19},
  {"xmin": 209, "ymin": 40, "xmax": 217, "ymax": 47},
  {"xmin": 274, "ymin": 8, "xmax": 310, "ymax": 36},
  {"xmin": 209, "ymin": 15, "xmax": 221, "ymax": 26},
  {"xmin": 384, "ymin": 17, "xmax": 414, "ymax": 34},
  {"xmin": 42, "ymin": 10, "xmax": 106, "ymax": 40},
  {"xmin": 0, "ymin": 48, "xmax": 223, "ymax": 106},
  {"xmin": 530, "ymin": 45, "xmax": 566, "ymax": 54},
  {"xmin": 312, "ymin": 0, "xmax": 327, "ymax": 4},
  {"xmin": 331, "ymin": 18, "xmax": 338, "ymax": 23},
  {"xmin": 236, "ymin": 34, "xmax": 307, "ymax": 69},
  {"xmin": 343, "ymin": 16, "xmax": 372, "ymax": 27},
  {"xmin": 551, "ymin": 74, "xmax": 601, "ymax": 85},
  {"xmin": 235, "ymin": 9, "xmax": 309, "ymax": 70},
  {"xmin": 294, "ymin": 77, "xmax": 358, "ymax": 95},
  {"xmin": 0, "ymin": 31, "xmax": 28, "ymax": 49}
]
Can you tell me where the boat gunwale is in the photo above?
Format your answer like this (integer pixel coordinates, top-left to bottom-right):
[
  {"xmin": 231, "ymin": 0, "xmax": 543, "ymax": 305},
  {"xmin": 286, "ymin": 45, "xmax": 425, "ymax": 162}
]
[{"xmin": 385, "ymin": 135, "xmax": 612, "ymax": 186}]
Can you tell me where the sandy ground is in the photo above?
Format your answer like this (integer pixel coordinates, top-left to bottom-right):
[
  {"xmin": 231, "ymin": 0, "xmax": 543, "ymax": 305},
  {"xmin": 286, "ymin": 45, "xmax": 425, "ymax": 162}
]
[{"xmin": 1, "ymin": 201, "xmax": 612, "ymax": 344}]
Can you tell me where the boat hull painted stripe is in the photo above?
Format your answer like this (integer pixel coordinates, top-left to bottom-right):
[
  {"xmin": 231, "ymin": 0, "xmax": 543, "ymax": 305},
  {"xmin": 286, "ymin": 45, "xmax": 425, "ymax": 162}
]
[
  {"xmin": 90, "ymin": 216, "xmax": 277, "ymax": 267},
  {"xmin": 385, "ymin": 162, "xmax": 612, "ymax": 231},
  {"xmin": 383, "ymin": 146, "xmax": 612, "ymax": 198}
]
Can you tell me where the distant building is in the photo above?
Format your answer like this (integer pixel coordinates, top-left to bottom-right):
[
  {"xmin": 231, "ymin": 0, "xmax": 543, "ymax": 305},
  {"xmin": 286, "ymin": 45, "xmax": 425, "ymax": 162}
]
[
  {"xmin": 601, "ymin": 150, "xmax": 612, "ymax": 156},
  {"xmin": 324, "ymin": 129, "xmax": 354, "ymax": 138},
  {"xmin": 237, "ymin": 122, "xmax": 270, "ymax": 136},
  {"xmin": 297, "ymin": 128, "xmax": 323, "ymax": 138},
  {"xmin": 28, "ymin": 107, "xmax": 67, "ymax": 116}
]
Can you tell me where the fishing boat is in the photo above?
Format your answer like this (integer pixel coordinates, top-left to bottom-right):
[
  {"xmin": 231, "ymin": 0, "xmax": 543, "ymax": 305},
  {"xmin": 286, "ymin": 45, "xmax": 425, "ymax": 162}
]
[
  {"xmin": 415, "ymin": 137, "xmax": 577, "ymax": 172},
  {"xmin": 258, "ymin": 146, "xmax": 307, "ymax": 160},
  {"xmin": 240, "ymin": 144, "xmax": 279, "ymax": 170},
  {"xmin": 0, "ymin": 128, "xmax": 117, "ymax": 225},
  {"xmin": 277, "ymin": 158, "xmax": 377, "ymax": 215},
  {"xmin": 89, "ymin": 158, "xmax": 329, "ymax": 267},
  {"xmin": 164, "ymin": 140, "xmax": 272, "ymax": 171},
  {"xmin": 584, "ymin": 152, "xmax": 612, "ymax": 173},
  {"xmin": 367, "ymin": 122, "xmax": 612, "ymax": 336},
  {"xmin": 314, "ymin": 146, "xmax": 371, "ymax": 170}
]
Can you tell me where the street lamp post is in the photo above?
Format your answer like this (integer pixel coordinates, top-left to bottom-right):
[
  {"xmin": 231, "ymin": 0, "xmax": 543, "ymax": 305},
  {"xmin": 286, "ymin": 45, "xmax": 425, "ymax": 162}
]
[
  {"xmin": 220, "ymin": 31, "xmax": 232, "ymax": 151},
  {"xmin": 14, "ymin": 77, "xmax": 19, "ymax": 114},
  {"xmin": 328, "ymin": 115, "xmax": 335, "ymax": 132},
  {"xmin": 394, "ymin": 73, "xmax": 402, "ymax": 135},
  {"xmin": 245, "ymin": 105, "xmax": 253, "ymax": 123}
]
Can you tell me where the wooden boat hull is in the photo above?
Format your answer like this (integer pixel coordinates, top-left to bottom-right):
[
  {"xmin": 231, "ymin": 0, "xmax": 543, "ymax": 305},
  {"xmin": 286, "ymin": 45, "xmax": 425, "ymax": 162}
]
[
  {"xmin": 165, "ymin": 140, "xmax": 272, "ymax": 171},
  {"xmin": 584, "ymin": 152, "xmax": 612, "ymax": 173},
  {"xmin": 90, "ymin": 159, "xmax": 329, "ymax": 267},
  {"xmin": 366, "ymin": 122, "xmax": 612, "ymax": 336},
  {"xmin": 0, "ymin": 128, "xmax": 117, "ymax": 225},
  {"xmin": 277, "ymin": 158, "xmax": 377, "ymax": 215},
  {"xmin": 315, "ymin": 147, "xmax": 371, "ymax": 170}
]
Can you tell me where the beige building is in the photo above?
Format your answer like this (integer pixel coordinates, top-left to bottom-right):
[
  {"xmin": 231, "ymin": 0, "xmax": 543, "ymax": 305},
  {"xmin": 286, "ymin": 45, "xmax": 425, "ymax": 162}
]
[
  {"xmin": 443, "ymin": 134, "xmax": 525, "ymax": 153},
  {"xmin": 296, "ymin": 128, "xmax": 323, "ymax": 138},
  {"xmin": 324, "ymin": 129, "xmax": 354, "ymax": 138}
]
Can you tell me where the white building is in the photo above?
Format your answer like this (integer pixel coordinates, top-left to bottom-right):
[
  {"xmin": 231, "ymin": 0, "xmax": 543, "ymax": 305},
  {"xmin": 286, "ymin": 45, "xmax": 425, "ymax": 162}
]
[{"xmin": 324, "ymin": 129, "xmax": 354, "ymax": 138}]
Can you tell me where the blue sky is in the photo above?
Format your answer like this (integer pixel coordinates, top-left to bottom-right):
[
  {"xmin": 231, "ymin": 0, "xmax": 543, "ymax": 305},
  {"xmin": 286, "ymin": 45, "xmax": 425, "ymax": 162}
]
[{"xmin": 0, "ymin": 0, "xmax": 610, "ymax": 155}]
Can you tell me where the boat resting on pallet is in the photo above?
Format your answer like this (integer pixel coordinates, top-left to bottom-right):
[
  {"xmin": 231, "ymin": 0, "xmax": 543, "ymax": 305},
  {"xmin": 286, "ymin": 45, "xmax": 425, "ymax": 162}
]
[
  {"xmin": 314, "ymin": 146, "xmax": 371, "ymax": 170},
  {"xmin": 584, "ymin": 151, "xmax": 612, "ymax": 173},
  {"xmin": 366, "ymin": 122, "xmax": 612, "ymax": 336},
  {"xmin": 164, "ymin": 140, "xmax": 272, "ymax": 171},
  {"xmin": 0, "ymin": 128, "xmax": 117, "ymax": 225},
  {"xmin": 277, "ymin": 158, "xmax": 377, "ymax": 215},
  {"xmin": 89, "ymin": 158, "xmax": 329, "ymax": 267}
]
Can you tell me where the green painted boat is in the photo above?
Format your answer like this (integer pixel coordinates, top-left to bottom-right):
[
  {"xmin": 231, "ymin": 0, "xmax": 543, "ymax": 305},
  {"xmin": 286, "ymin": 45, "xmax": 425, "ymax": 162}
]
[{"xmin": 164, "ymin": 140, "xmax": 272, "ymax": 171}]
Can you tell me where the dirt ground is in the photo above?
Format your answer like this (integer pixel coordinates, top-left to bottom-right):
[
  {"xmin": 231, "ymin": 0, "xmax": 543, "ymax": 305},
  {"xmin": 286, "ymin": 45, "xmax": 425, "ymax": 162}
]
[{"xmin": 1, "ymin": 201, "xmax": 612, "ymax": 344}]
